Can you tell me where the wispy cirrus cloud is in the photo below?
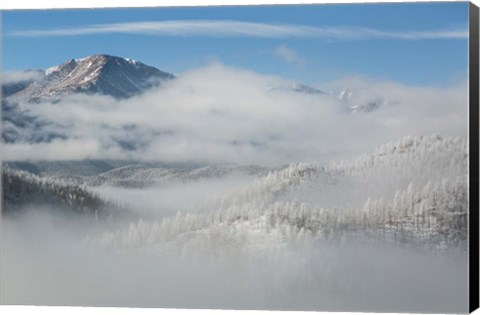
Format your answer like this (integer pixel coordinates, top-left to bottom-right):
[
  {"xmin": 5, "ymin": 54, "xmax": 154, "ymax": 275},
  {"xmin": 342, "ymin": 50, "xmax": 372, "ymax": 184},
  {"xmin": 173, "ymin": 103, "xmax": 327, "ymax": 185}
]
[{"xmin": 9, "ymin": 20, "xmax": 468, "ymax": 40}]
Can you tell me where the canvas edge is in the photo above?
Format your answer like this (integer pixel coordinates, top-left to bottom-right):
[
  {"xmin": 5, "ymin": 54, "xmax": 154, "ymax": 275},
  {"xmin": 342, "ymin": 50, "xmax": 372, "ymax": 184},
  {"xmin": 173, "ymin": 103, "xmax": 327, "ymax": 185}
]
[{"xmin": 470, "ymin": 1, "xmax": 480, "ymax": 314}]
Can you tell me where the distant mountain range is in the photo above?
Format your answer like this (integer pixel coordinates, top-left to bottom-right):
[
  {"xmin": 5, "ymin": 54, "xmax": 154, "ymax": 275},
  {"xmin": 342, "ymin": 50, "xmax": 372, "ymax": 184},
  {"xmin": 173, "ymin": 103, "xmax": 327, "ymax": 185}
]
[
  {"xmin": 2, "ymin": 54, "xmax": 387, "ymax": 111},
  {"xmin": 4, "ymin": 161, "xmax": 270, "ymax": 188}
]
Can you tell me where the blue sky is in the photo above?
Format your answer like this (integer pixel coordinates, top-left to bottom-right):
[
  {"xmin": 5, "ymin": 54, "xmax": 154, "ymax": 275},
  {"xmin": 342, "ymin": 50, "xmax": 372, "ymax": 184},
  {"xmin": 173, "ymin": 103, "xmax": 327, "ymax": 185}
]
[{"xmin": 2, "ymin": 2, "xmax": 469, "ymax": 86}]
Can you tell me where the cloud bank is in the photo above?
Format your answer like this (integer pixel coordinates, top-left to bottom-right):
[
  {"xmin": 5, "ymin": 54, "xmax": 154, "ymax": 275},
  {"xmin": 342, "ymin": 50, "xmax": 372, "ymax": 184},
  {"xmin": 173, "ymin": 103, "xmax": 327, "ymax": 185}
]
[
  {"xmin": 3, "ymin": 63, "xmax": 468, "ymax": 165},
  {"xmin": 2, "ymin": 209, "xmax": 468, "ymax": 311},
  {"xmin": 10, "ymin": 20, "xmax": 468, "ymax": 40},
  {"xmin": 2, "ymin": 70, "xmax": 44, "ymax": 85}
]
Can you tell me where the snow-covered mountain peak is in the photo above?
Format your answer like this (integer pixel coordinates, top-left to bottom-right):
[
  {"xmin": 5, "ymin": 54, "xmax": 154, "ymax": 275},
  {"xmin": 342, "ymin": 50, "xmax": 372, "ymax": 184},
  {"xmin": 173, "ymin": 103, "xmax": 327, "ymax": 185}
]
[
  {"xmin": 331, "ymin": 88, "xmax": 392, "ymax": 113},
  {"xmin": 6, "ymin": 54, "xmax": 175, "ymax": 101}
]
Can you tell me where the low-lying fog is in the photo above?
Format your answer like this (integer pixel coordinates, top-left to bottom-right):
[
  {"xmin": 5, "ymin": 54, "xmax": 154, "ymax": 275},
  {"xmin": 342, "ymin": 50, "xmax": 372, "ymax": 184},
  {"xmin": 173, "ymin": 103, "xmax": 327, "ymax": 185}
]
[
  {"xmin": 0, "ymin": 176, "xmax": 469, "ymax": 313},
  {"xmin": 91, "ymin": 175, "xmax": 258, "ymax": 219}
]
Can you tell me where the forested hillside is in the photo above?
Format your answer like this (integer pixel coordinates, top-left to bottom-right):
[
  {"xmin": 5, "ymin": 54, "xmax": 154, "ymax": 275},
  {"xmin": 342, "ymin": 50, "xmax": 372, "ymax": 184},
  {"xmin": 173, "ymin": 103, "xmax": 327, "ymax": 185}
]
[
  {"xmin": 2, "ymin": 168, "xmax": 121, "ymax": 218},
  {"xmin": 89, "ymin": 134, "xmax": 468, "ymax": 254}
]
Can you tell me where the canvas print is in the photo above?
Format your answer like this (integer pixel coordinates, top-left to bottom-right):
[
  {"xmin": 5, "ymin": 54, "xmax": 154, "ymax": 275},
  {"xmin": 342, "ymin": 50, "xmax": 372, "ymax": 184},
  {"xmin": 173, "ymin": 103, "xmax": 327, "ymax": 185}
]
[{"xmin": 0, "ymin": 2, "xmax": 475, "ymax": 313}]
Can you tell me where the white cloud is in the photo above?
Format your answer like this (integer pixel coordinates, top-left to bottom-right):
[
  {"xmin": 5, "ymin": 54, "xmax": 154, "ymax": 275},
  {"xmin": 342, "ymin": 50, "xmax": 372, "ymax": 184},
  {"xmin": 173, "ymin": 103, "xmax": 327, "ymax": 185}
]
[
  {"xmin": 2, "ymin": 70, "xmax": 44, "ymax": 85},
  {"xmin": 2, "ymin": 138, "xmax": 102, "ymax": 161},
  {"xmin": 2, "ymin": 63, "xmax": 468, "ymax": 165},
  {"xmin": 9, "ymin": 20, "xmax": 468, "ymax": 40}
]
